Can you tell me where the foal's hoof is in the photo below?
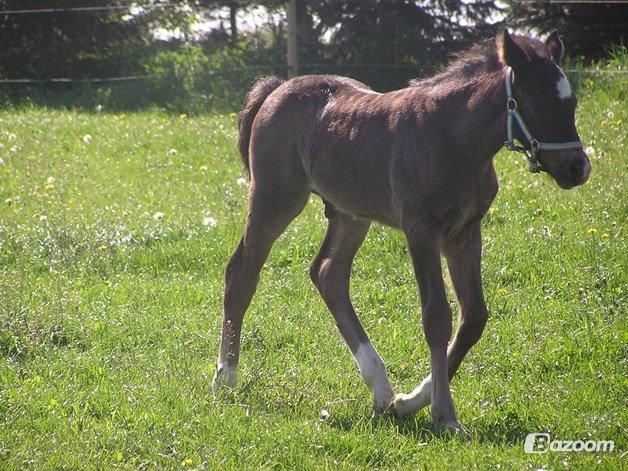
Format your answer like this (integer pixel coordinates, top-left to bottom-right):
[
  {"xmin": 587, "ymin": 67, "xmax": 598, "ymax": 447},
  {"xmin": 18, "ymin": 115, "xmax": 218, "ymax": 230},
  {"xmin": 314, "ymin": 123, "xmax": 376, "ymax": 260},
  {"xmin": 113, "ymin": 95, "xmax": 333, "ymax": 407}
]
[
  {"xmin": 391, "ymin": 391, "xmax": 430, "ymax": 418},
  {"xmin": 211, "ymin": 367, "xmax": 237, "ymax": 393},
  {"xmin": 433, "ymin": 417, "xmax": 468, "ymax": 438},
  {"xmin": 371, "ymin": 395, "xmax": 396, "ymax": 419},
  {"xmin": 391, "ymin": 394, "xmax": 416, "ymax": 418}
]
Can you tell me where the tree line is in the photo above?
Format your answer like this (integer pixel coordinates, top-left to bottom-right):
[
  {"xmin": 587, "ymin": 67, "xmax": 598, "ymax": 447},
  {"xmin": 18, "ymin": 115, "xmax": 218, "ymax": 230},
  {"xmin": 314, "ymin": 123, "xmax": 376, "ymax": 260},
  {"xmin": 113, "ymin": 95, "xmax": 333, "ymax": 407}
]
[{"xmin": 0, "ymin": 1, "xmax": 624, "ymax": 110}]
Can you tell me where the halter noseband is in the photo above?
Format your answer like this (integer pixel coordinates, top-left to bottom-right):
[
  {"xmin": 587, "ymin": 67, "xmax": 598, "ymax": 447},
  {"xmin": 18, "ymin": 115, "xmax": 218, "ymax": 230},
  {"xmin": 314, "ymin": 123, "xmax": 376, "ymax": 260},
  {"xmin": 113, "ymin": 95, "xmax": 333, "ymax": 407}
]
[{"xmin": 504, "ymin": 67, "xmax": 583, "ymax": 173}]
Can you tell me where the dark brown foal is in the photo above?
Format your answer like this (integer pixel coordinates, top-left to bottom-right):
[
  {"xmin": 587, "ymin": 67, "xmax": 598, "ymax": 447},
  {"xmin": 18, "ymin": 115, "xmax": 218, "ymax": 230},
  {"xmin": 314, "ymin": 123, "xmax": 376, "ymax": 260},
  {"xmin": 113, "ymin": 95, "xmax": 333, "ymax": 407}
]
[{"xmin": 213, "ymin": 30, "xmax": 590, "ymax": 433}]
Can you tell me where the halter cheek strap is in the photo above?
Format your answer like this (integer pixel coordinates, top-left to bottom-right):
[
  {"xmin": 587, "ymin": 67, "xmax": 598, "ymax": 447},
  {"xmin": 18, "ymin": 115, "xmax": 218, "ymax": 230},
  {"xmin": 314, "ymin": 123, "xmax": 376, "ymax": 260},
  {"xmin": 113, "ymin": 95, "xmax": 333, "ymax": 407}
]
[{"xmin": 503, "ymin": 67, "xmax": 583, "ymax": 173}]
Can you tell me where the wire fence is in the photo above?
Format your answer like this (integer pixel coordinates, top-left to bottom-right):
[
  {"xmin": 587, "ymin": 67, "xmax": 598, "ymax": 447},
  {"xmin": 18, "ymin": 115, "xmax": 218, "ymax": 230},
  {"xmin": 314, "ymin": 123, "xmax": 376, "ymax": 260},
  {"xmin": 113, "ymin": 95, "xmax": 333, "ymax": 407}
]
[
  {"xmin": 0, "ymin": 1, "xmax": 228, "ymax": 15},
  {"xmin": 0, "ymin": 2, "xmax": 623, "ymax": 111},
  {"xmin": 0, "ymin": 66, "xmax": 625, "ymax": 84}
]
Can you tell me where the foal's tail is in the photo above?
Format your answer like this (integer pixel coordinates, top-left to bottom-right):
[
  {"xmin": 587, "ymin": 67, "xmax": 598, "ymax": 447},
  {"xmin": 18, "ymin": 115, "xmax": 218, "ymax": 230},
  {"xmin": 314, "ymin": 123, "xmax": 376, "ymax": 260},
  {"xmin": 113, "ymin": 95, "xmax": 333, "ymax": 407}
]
[{"xmin": 237, "ymin": 76, "xmax": 284, "ymax": 177}]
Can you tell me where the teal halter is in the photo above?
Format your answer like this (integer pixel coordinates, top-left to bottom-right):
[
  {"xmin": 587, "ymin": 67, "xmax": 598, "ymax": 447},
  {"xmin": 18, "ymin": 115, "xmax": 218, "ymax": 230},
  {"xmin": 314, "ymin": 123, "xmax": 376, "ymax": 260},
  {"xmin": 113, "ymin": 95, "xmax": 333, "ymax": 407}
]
[{"xmin": 504, "ymin": 67, "xmax": 584, "ymax": 173}]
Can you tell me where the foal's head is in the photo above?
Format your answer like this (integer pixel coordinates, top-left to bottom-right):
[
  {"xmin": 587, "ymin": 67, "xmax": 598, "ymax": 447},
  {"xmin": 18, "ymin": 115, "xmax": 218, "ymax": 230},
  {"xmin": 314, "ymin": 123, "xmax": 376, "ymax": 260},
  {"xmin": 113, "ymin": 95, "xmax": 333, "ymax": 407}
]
[{"xmin": 497, "ymin": 30, "xmax": 591, "ymax": 189}]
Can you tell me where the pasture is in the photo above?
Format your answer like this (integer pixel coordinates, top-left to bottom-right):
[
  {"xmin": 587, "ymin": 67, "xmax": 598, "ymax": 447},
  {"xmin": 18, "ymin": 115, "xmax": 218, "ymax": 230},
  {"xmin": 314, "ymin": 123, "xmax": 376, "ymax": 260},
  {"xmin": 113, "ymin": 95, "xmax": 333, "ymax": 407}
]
[{"xmin": 0, "ymin": 71, "xmax": 625, "ymax": 469}]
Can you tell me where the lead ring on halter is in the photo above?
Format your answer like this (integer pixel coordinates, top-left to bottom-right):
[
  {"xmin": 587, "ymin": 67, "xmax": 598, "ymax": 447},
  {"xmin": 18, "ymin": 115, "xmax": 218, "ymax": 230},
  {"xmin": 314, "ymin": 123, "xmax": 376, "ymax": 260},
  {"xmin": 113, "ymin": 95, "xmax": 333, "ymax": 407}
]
[{"xmin": 503, "ymin": 66, "xmax": 584, "ymax": 173}]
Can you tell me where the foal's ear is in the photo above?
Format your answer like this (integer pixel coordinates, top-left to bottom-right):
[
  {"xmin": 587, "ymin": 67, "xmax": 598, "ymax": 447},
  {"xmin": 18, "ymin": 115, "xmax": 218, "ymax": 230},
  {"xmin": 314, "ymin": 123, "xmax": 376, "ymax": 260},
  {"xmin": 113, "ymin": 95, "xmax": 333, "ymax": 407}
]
[
  {"xmin": 545, "ymin": 30, "xmax": 564, "ymax": 64},
  {"xmin": 497, "ymin": 29, "xmax": 529, "ymax": 72}
]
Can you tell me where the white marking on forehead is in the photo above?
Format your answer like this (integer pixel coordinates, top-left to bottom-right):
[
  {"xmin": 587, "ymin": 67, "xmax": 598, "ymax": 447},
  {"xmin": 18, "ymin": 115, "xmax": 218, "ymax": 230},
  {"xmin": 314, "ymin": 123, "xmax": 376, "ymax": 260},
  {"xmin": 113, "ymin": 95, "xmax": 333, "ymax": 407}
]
[{"xmin": 556, "ymin": 73, "xmax": 572, "ymax": 100}]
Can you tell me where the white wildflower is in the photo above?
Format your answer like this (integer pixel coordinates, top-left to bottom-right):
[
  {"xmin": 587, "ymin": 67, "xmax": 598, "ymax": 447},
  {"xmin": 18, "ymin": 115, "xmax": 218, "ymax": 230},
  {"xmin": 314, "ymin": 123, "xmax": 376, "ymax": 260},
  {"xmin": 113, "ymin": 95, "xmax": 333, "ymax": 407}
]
[
  {"xmin": 82, "ymin": 134, "xmax": 93, "ymax": 143},
  {"xmin": 8, "ymin": 133, "xmax": 16, "ymax": 141},
  {"xmin": 203, "ymin": 216, "xmax": 217, "ymax": 228},
  {"xmin": 585, "ymin": 145, "xmax": 595, "ymax": 157},
  {"xmin": 153, "ymin": 211, "xmax": 165, "ymax": 221},
  {"xmin": 47, "ymin": 176, "xmax": 56, "ymax": 184},
  {"xmin": 168, "ymin": 148, "xmax": 178, "ymax": 155},
  {"xmin": 236, "ymin": 177, "xmax": 248, "ymax": 187},
  {"xmin": 39, "ymin": 215, "xmax": 48, "ymax": 221},
  {"xmin": 95, "ymin": 104, "xmax": 103, "ymax": 113}
]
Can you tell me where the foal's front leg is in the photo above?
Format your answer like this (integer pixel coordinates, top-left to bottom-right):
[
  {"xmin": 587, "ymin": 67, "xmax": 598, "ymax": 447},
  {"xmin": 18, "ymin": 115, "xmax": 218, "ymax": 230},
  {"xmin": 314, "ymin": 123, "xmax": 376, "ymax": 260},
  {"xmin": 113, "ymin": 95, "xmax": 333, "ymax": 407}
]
[
  {"xmin": 400, "ymin": 225, "xmax": 461, "ymax": 431},
  {"xmin": 394, "ymin": 223, "xmax": 488, "ymax": 421}
]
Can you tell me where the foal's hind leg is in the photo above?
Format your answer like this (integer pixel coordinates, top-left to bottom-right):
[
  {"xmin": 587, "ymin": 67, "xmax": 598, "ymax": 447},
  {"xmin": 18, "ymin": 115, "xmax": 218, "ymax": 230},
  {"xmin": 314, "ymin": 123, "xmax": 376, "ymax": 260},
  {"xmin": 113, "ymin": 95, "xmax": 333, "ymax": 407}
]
[
  {"xmin": 213, "ymin": 185, "xmax": 308, "ymax": 390},
  {"xmin": 310, "ymin": 213, "xmax": 394, "ymax": 412}
]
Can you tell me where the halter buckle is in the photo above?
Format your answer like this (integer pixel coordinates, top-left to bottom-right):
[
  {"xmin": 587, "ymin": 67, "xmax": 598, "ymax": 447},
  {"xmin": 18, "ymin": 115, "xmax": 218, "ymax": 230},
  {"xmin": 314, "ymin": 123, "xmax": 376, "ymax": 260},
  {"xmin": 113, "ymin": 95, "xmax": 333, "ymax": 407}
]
[
  {"xmin": 529, "ymin": 139, "xmax": 539, "ymax": 151},
  {"xmin": 507, "ymin": 98, "xmax": 517, "ymax": 110}
]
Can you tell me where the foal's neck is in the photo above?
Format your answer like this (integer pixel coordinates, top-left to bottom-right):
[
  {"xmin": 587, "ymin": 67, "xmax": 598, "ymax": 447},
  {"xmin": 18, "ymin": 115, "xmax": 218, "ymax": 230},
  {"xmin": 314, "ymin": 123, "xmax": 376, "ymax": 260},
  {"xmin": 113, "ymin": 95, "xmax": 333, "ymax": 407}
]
[{"xmin": 442, "ymin": 69, "xmax": 508, "ymax": 166}]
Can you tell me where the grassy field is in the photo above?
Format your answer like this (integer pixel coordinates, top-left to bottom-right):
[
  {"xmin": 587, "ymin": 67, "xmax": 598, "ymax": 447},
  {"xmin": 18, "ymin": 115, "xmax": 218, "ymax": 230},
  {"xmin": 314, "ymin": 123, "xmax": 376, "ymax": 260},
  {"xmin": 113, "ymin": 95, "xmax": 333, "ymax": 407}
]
[{"xmin": 0, "ymin": 70, "xmax": 626, "ymax": 469}]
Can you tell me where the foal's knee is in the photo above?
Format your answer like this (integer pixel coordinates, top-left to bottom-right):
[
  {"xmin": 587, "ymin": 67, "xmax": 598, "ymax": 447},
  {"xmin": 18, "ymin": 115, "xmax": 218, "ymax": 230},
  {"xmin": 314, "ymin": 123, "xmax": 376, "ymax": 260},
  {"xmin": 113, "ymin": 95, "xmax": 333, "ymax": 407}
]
[{"xmin": 422, "ymin": 301, "xmax": 453, "ymax": 348}]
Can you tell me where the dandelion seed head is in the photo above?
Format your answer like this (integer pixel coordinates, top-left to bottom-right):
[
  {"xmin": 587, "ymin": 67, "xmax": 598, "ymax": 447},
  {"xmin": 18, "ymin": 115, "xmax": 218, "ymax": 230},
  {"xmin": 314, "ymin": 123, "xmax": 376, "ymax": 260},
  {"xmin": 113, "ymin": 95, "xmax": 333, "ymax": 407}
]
[{"xmin": 203, "ymin": 216, "xmax": 217, "ymax": 228}]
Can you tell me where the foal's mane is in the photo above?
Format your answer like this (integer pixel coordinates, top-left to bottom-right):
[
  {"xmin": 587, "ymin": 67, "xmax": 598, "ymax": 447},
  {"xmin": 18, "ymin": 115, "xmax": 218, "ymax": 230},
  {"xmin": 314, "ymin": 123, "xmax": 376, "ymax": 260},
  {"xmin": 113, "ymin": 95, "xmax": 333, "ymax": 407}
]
[{"xmin": 410, "ymin": 35, "xmax": 545, "ymax": 88}]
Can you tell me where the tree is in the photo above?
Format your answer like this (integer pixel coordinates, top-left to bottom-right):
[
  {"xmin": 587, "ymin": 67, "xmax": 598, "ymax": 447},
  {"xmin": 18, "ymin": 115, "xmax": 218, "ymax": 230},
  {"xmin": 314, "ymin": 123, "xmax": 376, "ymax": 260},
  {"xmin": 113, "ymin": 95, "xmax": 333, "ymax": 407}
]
[
  {"xmin": 0, "ymin": 1, "xmax": 195, "ymax": 80},
  {"xmin": 292, "ymin": 0, "xmax": 503, "ymax": 90},
  {"xmin": 505, "ymin": 1, "xmax": 627, "ymax": 60}
]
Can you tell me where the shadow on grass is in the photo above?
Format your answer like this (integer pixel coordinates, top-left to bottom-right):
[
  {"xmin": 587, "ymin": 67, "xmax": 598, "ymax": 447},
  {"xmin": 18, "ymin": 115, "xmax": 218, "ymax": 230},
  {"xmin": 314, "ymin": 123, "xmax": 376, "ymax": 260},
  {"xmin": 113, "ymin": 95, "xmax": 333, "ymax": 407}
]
[
  {"xmin": 325, "ymin": 407, "xmax": 546, "ymax": 446},
  {"xmin": 326, "ymin": 410, "xmax": 444, "ymax": 443},
  {"xmin": 472, "ymin": 410, "xmax": 548, "ymax": 446}
]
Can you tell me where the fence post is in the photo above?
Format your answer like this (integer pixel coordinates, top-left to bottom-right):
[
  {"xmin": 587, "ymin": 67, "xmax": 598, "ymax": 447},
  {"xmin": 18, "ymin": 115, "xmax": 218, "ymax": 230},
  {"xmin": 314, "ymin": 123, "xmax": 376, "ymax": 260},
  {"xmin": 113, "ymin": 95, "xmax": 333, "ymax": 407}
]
[{"xmin": 286, "ymin": 0, "xmax": 298, "ymax": 78}]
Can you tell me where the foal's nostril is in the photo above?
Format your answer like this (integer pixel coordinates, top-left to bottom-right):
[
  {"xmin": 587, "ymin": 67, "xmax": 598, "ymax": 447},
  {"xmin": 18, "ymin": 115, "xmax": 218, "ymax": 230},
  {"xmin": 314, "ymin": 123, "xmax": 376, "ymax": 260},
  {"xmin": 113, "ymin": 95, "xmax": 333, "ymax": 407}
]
[{"xmin": 569, "ymin": 160, "xmax": 583, "ymax": 179}]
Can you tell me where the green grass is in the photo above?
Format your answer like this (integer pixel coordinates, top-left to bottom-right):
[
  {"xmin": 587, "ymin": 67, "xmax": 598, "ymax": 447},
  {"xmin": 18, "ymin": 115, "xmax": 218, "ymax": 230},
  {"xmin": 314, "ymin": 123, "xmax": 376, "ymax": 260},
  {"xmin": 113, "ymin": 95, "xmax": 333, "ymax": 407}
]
[{"xmin": 0, "ymin": 72, "xmax": 626, "ymax": 469}]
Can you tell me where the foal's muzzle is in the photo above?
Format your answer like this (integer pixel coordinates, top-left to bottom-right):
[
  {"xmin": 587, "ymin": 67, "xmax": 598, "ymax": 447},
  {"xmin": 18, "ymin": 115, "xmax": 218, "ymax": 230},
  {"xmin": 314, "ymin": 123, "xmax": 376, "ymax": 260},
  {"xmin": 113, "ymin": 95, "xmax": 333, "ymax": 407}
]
[{"xmin": 541, "ymin": 150, "xmax": 591, "ymax": 189}]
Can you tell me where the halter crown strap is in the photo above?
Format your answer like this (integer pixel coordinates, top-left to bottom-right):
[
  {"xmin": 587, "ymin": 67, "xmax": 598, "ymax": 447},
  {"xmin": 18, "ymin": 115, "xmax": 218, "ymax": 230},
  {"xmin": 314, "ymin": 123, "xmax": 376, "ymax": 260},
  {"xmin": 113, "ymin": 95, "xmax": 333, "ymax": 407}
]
[{"xmin": 503, "ymin": 67, "xmax": 583, "ymax": 173}]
